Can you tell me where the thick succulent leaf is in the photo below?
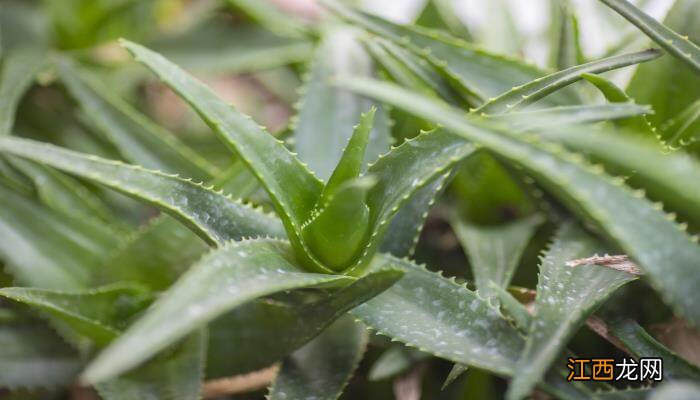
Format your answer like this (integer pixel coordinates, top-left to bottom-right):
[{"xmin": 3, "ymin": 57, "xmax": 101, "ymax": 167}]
[
  {"xmin": 0, "ymin": 48, "xmax": 46, "ymax": 135},
  {"xmin": 660, "ymin": 99, "xmax": 700, "ymax": 149},
  {"xmin": 322, "ymin": 108, "xmax": 375, "ymax": 200},
  {"xmin": 0, "ymin": 136, "xmax": 285, "ymax": 246},
  {"xmin": 476, "ymin": 49, "xmax": 661, "ymax": 114},
  {"xmin": 152, "ymin": 20, "xmax": 312, "ymax": 74},
  {"xmin": 506, "ymin": 224, "xmax": 637, "ymax": 400},
  {"xmin": 487, "ymin": 103, "xmax": 652, "ymax": 131},
  {"xmin": 348, "ymin": 130, "xmax": 476, "ymax": 274},
  {"xmin": 82, "ymin": 239, "xmax": 353, "ymax": 384},
  {"xmin": 322, "ymin": 0, "xmax": 579, "ymax": 107},
  {"xmin": 57, "ymin": 59, "xmax": 217, "ymax": 181},
  {"xmin": 580, "ymin": 73, "xmax": 654, "ymax": 134},
  {"xmin": 599, "ymin": 0, "xmax": 700, "ymax": 74},
  {"xmin": 295, "ymin": 28, "xmax": 390, "ymax": 182},
  {"xmin": 380, "ymin": 174, "xmax": 450, "ymax": 257},
  {"xmin": 6, "ymin": 157, "xmax": 122, "ymax": 228},
  {"xmin": 121, "ymin": 40, "xmax": 327, "ymax": 270},
  {"xmin": 96, "ymin": 330, "xmax": 205, "ymax": 400},
  {"xmin": 600, "ymin": 316, "xmax": 700, "ymax": 380},
  {"xmin": 0, "ymin": 284, "xmax": 152, "ymax": 346},
  {"xmin": 207, "ymin": 268, "xmax": 403, "ymax": 378},
  {"xmin": 369, "ymin": 345, "xmax": 429, "ymax": 381},
  {"xmin": 648, "ymin": 381, "xmax": 700, "ymax": 400},
  {"xmin": 451, "ymin": 214, "xmax": 543, "ymax": 300},
  {"xmin": 581, "ymin": 73, "xmax": 629, "ymax": 103},
  {"xmin": 268, "ymin": 316, "xmax": 367, "ymax": 400},
  {"xmin": 351, "ymin": 254, "xmax": 524, "ymax": 375},
  {"xmin": 0, "ymin": 319, "xmax": 82, "ymax": 389},
  {"xmin": 104, "ymin": 161, "xmax": 262, "ymax": 290},
  {"xmin": 337, "ymin": 78, "xmax": 700, "ymax": 327},
  {"xmin": 626, "ymin": 0, "xmax": 700, "ymax": 125},
  {"xmin": 535, "ymin": 126, "xmax": 700, "ymax": 229},
  {"xmin": 490, "ymin": 283, "xmax": 532, "ymax": 333},
  {"xmin": 0, "ymin": 185, "xmax": 115, "ymax": 289},
  {"xmin": 304, "ymin": 177, "xmax": 375, "ymax": 270}
]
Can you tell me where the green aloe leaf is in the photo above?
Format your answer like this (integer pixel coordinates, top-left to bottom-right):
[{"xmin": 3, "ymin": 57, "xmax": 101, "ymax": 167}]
[
  {"xmin": 57, "ymin": 59, "xmax": 218, "ymax": 182},
  {"xmin": 348, "ymin": 130, "xmax": 476, "ymax": 274},
  {"xmin": 82, "ymin": 239, "xmax": 353, "ymax": 384},
  {"xmin": 336, "ymin": 78, "xmax": 700, "ymax": 327},
  {"xmin": 104, "ymin": 161, "xmax": 262, "ymax": 290},
  {"xmin": 535, "ymin": 126, "xmax": 700, "ymax": 229},
  {"xmin": 0, "ymin": 284, "xmax": 152, "ymax": 346},
  {"xmin": 380, "ymin": 174, "xmax": 450, "ymax": 258},
  {"xmin": 599, "ymin": 0, "xmax": 700, "ymax": 74},
  {"xmin": 580, "ymin": 73, "xmax": 654, "ymax": 135},
  {"xmin": 598, "ymin": 315, "xmax": 700, "ymax": 381},
  {"xmin": 487, "ymin": 103, "xmax": 652, "ymax": 131},
  {"xmin": 322, "ymin": 0, "xmax": 579, "ymax": 107},
  {"xmin": 0, "ymin": 136, "xmax": 285, "ymax": 246},
  {"xmin": 6, "ymin": 157, "xmax": 122, "ymax": 229},
  {"xmin": 0, "ymin": 48, "xmax": 46, "ymax": 135},
  {"xmin": 476, "ymin": 49, "xmax": 661, "ymax": 114},
  {"xmin": 450, "ymin": 214, "xmax": 543, "ymax": 300},
  {"xmin": 207, "ymin": 268, "xmax": 403, "ymax": 378},
  {"xmin": 268, "ymin": 316, "xmax": 367, "ymax": 400},
  {"xmin": 626, "ymin": 0, "xmax": 700, "ymax": 126},
  {"xmin": 660, "ymin": 99, "xmax": 700, "ymax": 149},
  {"xmin": 321, "ymin": 108, "xmax": 376, "ymax": 200},
  {"xmin": 0, "ymin": 318, "xmax": 82, "ymax": 389},
  {"xmin": 121, "ymin": 40, "xmax": 328, "ymax": 271},
  {"xmin": 506, "ymin": 224, "xmax": 637, "ymax": 400},
  {"xmin": 0, "ymin": 185, "xmax": 115, "ymax": 289},
  {"xmin": 351, "ymin": 254, "xmax": 524, "ymax": 375},
  {"xmin": 294, "ymin": 28, "xmax": 390, "ymax": 182},
  {"xmin": 96, "ymin": 330, "xmax": 205, "ymax": 400}
]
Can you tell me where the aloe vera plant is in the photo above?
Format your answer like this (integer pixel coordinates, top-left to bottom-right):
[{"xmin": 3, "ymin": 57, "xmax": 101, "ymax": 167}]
[{"xmin": 0, "ymin": 0, "xmax": 699, "ymax": 399}]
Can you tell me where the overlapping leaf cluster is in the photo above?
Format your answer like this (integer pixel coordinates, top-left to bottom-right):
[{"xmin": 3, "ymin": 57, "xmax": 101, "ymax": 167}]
[{"xmin": 0, "ymin": 0, "xmax": 698, "ymax": 399}]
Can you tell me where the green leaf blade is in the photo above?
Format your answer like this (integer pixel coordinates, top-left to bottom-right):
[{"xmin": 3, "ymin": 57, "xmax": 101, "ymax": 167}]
[
  {"xmin": 269, "ymin": 316, "xmax": 367, "ymax": 400},
  {"xmin": 599, "ymin": 0, "xmax": 700, "ymax": 74},
  {"xmin": 336, "ymin": 78, "xmax": 700, "ymax": 327},
  {"xmin": 0, "ymin": 137, "xmax": 285, "ymax": 246},
  {"xmin": 476, "ymin": 49, "xmax": 662, "ymax": 114},
  {"xmin": 352, "ymin": 255, "xmax": 524, "ymax": 375},
  {"xmin": 82, "ymin": 239, "xmax": 353, "ymax": 384},
  {"xmin": 506, "ymin": 224, "xmax": 637, "ymax": 400}
]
